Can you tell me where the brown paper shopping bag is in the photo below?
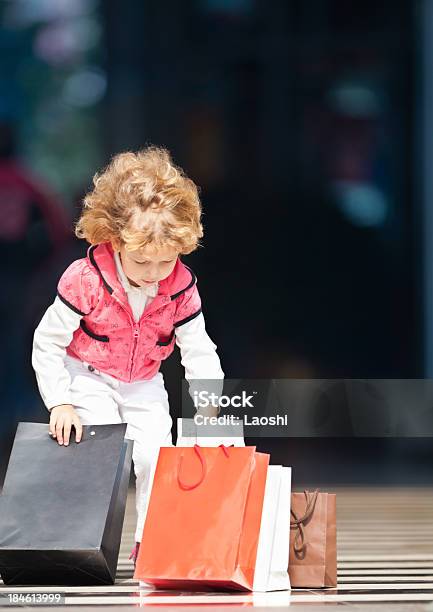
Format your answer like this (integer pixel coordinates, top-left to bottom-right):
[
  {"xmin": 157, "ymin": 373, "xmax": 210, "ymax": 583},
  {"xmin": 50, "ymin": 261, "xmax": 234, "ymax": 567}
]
[{"xmin": 288, "ymin": 489, "xmax": 337, "ymax": 588}]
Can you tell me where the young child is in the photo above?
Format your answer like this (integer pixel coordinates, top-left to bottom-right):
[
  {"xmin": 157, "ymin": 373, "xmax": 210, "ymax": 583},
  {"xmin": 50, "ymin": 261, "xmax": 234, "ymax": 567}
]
[{"xmin": 31, "ymin": 146, "xmax": 224, "ymax": 566}]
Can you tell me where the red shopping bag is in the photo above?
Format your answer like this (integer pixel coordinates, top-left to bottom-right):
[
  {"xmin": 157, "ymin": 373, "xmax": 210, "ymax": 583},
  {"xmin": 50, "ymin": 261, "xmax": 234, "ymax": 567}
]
[{"xmin": 134, "ymin": 445, "xmax": 270, "ymax": 591}]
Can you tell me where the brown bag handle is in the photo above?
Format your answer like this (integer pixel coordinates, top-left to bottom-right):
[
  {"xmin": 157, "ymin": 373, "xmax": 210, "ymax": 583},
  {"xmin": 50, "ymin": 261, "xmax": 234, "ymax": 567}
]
[{"xmin": 290, "ymin": 488, "xmax": 319, "ymax": 555}]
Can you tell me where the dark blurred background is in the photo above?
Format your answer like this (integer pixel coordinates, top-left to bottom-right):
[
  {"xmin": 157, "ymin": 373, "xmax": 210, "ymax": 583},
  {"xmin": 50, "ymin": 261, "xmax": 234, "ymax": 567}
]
[{"xmin": 0, "ymin": 0, "xmax": 431, "ymax": 488}]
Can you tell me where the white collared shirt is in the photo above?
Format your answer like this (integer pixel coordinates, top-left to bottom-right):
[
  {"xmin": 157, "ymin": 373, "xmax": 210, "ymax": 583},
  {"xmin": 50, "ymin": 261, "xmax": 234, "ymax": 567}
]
[
  {"xmin": 113, "ymin": 251, "xmax": 159, "ymax": 322},
  {"xmin": 32, "ymin": 254, "xmax": 224, "ymax": 411}
]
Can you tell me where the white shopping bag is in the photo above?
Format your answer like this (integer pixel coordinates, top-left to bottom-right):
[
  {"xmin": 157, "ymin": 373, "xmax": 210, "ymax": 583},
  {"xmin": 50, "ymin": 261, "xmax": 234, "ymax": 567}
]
[
  {"xmin": 267, "ymin": 466, "xmax": 292, "ymax": 591},
  {"xmin": 176, "ymin": 417, "xmax": 245, "ymax": 447},
  {"xmin": 253, "ymin": 465, "xmax": 292, "ymax": 592}
]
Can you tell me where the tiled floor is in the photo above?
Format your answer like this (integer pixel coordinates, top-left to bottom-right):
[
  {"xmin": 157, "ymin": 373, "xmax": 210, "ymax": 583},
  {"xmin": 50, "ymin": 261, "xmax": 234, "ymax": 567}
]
[{"xmin": 0, "ymin": 486, "xmax": 432, "ymax": 609}]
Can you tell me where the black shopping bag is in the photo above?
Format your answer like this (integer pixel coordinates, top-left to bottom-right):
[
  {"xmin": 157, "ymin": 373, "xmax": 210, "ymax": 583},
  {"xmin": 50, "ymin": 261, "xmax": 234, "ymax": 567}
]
[{"xmin": 0, "ymin": 422, "xmax": 133, "ymax": 585}]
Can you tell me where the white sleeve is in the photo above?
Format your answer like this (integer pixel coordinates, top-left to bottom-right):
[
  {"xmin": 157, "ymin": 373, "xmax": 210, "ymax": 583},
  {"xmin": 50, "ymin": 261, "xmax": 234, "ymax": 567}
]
[
  {"xmin": 175, "ymin": 312, "xmax": 224, "ymax": 407},
  {"xmin": 31, "ymin": 296, "xmax": 83, "ymax": 412}
]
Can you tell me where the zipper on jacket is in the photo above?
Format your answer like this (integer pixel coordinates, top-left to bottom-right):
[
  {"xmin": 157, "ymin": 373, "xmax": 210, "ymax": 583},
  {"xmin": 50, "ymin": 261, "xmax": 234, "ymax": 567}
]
[
  {"xmin": 112, "ymin": 293, "xmax": 140, "ymax": 382},
  {"xmin": 131, "ymin": 325, "xmax": 140, "ymax": 374},
  {"xmin": 111, "ymin": 291, "xmax": 168, "ymax": 381}
]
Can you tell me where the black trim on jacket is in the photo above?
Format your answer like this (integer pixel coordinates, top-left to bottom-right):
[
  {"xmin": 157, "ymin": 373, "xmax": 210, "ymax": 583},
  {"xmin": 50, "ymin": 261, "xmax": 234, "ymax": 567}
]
[
  {"xmin": 89, "ymin": 244, "xmax": 114, "ymax": 295},
  {"xmin": 170, "ymin": 264, "xmax": 197, "ymax": 300},
  {"xmin": 174, "ymin": 307, "xmax": 202, "ymax": 328},
  {"xmin": 57, "ymin": 291, "xmax": 87, "ymax": 316},
  {"xmin": 80, "ymin": 320, "xmax": 110, "ymax": 342},
  {"xmin": 156, "ymin": 329, "xmax": 176, "ymax": 346},
  {"xmin": 156, "ymin": 307, "xmax": 202, "ymax": 346}
]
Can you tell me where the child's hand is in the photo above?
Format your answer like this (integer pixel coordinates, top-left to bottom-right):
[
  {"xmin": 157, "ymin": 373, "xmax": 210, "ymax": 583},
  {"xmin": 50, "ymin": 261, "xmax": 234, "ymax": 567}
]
[
  {"xmin": 49, "ymin": 404, "xmax": 82, "ymax": 446},
  {"xmin": 195, "ymin": 403, "xmax": 220, "ymax": 418}
]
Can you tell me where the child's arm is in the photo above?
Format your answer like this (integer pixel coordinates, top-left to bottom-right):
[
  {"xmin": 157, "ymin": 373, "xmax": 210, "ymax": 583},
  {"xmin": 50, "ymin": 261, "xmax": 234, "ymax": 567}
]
[
  {"xmin": 175, "ymin": 311, "xmax": 224, "ymax": 416},
  {"xmin": 32, "ymin": 296, "xmax": 83, "ymax": 412},
  {"xmin": 33, "ymin": 257, "xmax": 100, "ymax": 413}
]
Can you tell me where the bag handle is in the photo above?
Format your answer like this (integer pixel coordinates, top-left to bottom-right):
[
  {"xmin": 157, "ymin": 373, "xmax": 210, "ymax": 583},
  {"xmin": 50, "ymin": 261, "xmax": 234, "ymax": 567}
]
[
  {"xmin": 177, "ymin": 443, "xmax": 231, "ymax": 490},
  {"xmin": 290, "ymin": 488, "xmax": 319, "ymax": 555}
]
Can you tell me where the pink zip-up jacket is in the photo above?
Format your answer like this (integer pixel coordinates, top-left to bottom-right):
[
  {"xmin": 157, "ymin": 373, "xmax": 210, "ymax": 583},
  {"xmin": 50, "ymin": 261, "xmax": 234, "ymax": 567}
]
[{"xmin": 56, "ymin": 241, "xmax": 202, "ymax": 382}]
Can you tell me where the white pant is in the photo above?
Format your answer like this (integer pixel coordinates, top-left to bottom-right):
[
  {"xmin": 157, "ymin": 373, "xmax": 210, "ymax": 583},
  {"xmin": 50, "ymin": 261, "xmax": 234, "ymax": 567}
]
[{"xmin": 64, "ymin": 354, "xmax": 173, "ymax": 543}]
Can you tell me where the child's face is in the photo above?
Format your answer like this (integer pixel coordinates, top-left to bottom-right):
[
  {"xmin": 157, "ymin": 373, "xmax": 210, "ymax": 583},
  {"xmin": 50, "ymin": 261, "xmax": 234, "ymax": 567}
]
[{"xmin": 118, "ymin": 243, "xmax": 179, "ymax": 288}]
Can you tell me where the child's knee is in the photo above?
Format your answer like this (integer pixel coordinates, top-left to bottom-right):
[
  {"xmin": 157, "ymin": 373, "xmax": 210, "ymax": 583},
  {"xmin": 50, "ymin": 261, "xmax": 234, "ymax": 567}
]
[{"xmin": 132, "ymin": 447, "xmax": 159, "ymax": 480}]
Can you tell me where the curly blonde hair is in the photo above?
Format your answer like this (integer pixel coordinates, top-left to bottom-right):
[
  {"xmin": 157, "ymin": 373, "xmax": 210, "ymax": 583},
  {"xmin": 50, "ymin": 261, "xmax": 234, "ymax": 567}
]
[{"xmin": 75, "ymin": 146, "xmax": 204, "ymax": 254}]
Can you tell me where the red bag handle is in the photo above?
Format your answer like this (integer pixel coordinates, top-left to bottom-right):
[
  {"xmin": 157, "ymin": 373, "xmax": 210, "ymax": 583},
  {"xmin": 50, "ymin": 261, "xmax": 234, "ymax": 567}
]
[{"xmin": 177, "ymin": 443, "xmax": 231, "ymax": 490}]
